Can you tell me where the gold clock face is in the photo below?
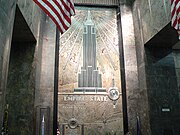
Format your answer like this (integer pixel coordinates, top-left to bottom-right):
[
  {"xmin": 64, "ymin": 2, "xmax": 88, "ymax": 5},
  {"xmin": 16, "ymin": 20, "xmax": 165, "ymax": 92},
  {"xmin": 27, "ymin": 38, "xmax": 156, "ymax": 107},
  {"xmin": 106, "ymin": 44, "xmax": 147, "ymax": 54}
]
[{"xmin": 108, "ymin": 87, "xmax": 120, "ymax": 101}]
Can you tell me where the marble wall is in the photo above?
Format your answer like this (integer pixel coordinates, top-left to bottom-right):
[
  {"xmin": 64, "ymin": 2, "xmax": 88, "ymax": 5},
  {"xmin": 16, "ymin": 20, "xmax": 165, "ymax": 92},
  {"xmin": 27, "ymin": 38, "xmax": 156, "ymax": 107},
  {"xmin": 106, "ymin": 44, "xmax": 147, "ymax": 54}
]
[
  {"xmin": 35, "ymin": 16, "xmax": 56, "ymax": 135},
  {"xmin": 132, "ymin": 0, "xmax": 171, "ymax": 44},
  {"xmin": 13, "ymin": 2, "xmax": 56, "ymax": 135},
  {"xmin": 17, "ymin": 0, "xmax": 41, "ymax": 39},
  {"xmin": 174, "ymin": 50, "xmax": 180, "ymax": 101},
  {"xmin": 119, "ymin": 1, "xmax": 174, "ymax": 134},
  {"xmin": 0, "ymin": 0, "xmax": 17, "ymax": 126},
  {"xmin": 0, "ymin": 0, "xmax": 179, "ymax": 135},
  {"xmin": 6, "ymin": 42, "xmax": 36, "ymax": 135},
  {"xmin": 0, "ymin": 0, "xmax": 56, "ymax": 135},
  {"xmin": 145, "ymin": 47, "xmax": 180, "ymax": 135},
  {"xmin": 119, "ymin": 3, "xmax": 140, "ymax": 134},
  {"xmin": 132, "ymin": 0, "xmax": 180, "ymax": 134}
]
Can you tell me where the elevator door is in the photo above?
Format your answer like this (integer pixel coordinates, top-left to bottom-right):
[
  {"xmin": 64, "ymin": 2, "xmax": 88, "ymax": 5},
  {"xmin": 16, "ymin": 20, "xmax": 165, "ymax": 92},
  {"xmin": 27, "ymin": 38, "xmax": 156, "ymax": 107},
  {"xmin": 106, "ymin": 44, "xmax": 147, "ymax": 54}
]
[{"xmin": 58, "ymin": 7, "xmax": 123, "ymax": 135}]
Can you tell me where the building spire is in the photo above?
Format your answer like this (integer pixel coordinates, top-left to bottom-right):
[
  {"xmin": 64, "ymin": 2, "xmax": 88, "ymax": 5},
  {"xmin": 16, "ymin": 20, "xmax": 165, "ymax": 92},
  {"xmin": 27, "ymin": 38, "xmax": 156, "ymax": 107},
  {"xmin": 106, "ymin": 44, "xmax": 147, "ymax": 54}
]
[
  {"xmin": 85, "ymin": 10, "xmax": 94, "ymax": 25},
  {"xmin": 87, "ymin": 10, "xmax": 91, "ymax": 21}
]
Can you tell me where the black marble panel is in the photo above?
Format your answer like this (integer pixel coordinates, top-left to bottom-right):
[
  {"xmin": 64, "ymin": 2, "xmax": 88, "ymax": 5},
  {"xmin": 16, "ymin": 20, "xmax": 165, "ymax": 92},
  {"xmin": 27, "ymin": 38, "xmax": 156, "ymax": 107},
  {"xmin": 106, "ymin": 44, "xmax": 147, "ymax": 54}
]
[
  {"xmin": 145, "ymin": 46, "xmax": 180, "ymax": 135},
  {"xmin": 6, "ymin": 43, "xmax": 35, "ymax": 135}
]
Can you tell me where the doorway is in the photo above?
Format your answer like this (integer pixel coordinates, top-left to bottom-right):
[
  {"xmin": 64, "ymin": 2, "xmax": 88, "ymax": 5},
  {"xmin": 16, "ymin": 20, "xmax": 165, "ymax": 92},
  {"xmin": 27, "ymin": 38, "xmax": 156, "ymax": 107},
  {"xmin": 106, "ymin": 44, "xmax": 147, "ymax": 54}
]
[{"xmin": 6, "ymin": 6, "xmax": 36, "ymax": 135}]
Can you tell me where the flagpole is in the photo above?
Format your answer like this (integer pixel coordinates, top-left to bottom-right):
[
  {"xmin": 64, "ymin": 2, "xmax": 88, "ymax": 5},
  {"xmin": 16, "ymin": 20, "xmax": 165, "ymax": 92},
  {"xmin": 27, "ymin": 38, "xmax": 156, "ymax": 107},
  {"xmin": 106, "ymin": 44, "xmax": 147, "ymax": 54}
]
[{"xmin": 53, "ymin": 26, "xmax": 60, "ymax": 135}]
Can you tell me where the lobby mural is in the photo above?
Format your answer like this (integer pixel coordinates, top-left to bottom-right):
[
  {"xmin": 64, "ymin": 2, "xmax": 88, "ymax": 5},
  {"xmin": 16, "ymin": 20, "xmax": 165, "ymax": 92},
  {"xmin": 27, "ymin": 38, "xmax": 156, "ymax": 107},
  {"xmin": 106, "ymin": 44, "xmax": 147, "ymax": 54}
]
[{"xmin": 58, "ymin": 7, "xmax": 123, "ymax": 135}]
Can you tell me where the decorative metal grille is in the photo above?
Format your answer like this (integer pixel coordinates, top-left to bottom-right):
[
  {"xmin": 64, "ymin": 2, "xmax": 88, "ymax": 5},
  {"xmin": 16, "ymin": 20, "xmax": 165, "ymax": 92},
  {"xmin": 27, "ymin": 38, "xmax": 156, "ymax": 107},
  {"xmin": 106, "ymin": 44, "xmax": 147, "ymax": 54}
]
[{"xmin": 74, "ymin": 0, "xmax": 119, "ymax": 6}]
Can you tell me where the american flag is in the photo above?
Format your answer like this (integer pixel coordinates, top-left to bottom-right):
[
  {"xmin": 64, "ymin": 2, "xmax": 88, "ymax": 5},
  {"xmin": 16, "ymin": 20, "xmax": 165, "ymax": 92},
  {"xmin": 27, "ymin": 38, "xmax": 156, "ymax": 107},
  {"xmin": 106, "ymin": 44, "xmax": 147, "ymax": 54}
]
[
  {"xmin": 57, "ymin": 128, "xmax": 60, "ymax": 135},
  {"xmin": 171, "ymin": 0, "xmax": 180, "ymax": 39},
  {"xmin": 33, "ymin": 0, "xmax": 75, "ymax": 34}
]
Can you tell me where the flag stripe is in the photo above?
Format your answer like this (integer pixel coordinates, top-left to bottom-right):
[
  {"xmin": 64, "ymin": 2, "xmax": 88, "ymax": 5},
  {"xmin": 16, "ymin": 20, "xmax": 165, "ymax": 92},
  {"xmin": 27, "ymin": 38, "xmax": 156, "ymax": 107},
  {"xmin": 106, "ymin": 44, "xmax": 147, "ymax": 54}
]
[
  {"xmin": 54, "ymin": 0, "xmax": 71, "ymax": 23},
  {"xmin": 171, "ymin": 0, "xmax": 180, "ymax": 39},
  {"xmin": 34, "ymin": 0, "xmax": 75, "ymax": 34},
  {"xmin": 50, "ymin": 0, "xmax": 70, "ymax": 24},
  {"xmin": 68, "ymin": 0, "xmax": 75, "ymax": 15},
  {"xmin": 171, "ymin": 0, "xmax": 177, "ymax": 28},
  {"xmin": 34, "ymin": 0, "xmax": 65, "ymax": 32},
  {"xmin": 61, "ymin": 0, "xmax": 72, "ymax": 16},
  {"xmin": 43, "ymin": 0, "xmax": 69, "ymax": 30}
]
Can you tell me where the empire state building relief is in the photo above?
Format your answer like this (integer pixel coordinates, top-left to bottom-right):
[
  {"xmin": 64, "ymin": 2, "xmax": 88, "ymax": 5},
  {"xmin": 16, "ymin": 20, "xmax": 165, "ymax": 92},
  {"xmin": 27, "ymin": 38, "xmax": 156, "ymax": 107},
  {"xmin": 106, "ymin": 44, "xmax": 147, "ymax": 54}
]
[
  {"xmin": 58, "ymin": 7, "xmax": 123, "ymax": 135},
  {"xmin": 74, "ymin": 11, "xmax": 106, "ymax": 93},
  {"xmin": 59, "ymin": 8, "xmax": 120, "ymax": 93}
]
